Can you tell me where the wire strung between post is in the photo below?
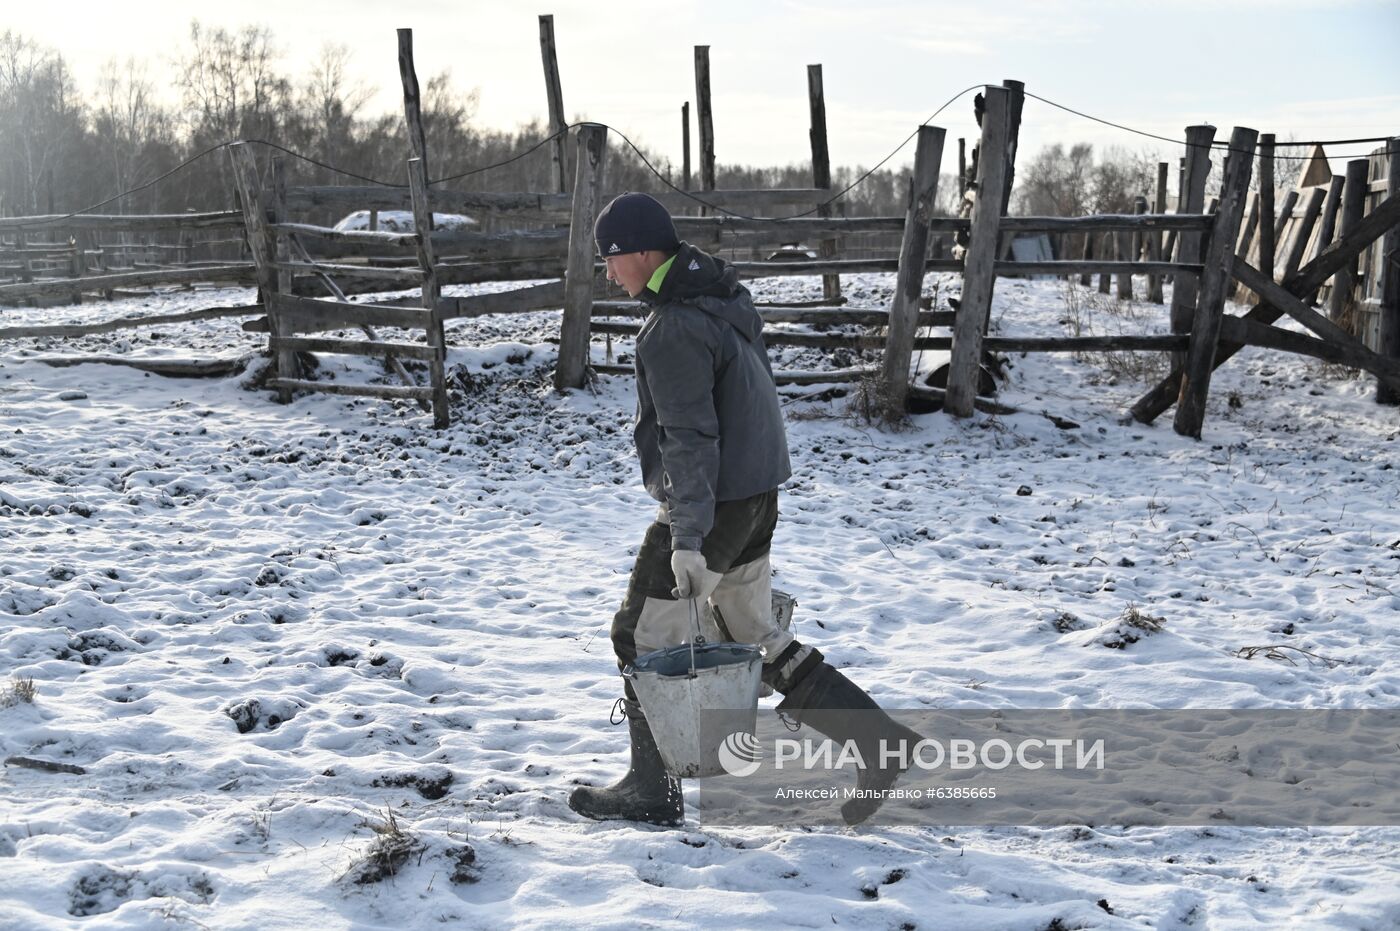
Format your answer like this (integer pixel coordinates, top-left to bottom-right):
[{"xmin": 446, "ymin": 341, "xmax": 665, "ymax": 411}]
[{"xmin": 1022, "ymin": 91, "xmax": 1397, "ymax": 160}]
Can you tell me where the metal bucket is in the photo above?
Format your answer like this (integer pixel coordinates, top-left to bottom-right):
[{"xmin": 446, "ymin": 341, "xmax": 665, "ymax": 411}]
[{"xmin": 625, "ymin": 641, "xmax": 763, "ymax": 778}]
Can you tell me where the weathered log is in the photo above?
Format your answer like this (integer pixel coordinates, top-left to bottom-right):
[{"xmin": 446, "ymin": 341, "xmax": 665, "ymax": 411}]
[
  {"xmin": 406, "ymin": 153, "xmax": 450, "ymax": 427},
  {"xmin": 1148, "ymin": 161, "xmax": 1169, "ymax": 303},
  {"xmin": 1229, "ymin": 258, "xmax": 1400, "ymax": 390},
  {"xmin": 270, "ymin": 336, "xmax": 436, "ymax": 361},
  {"xmin": 268, "ymin": 378, "xmax": 436, "ymax": 400},
  {"xmin": 946, "ymin": 85, "xmax": 1012, "ymax": 417},
  {"xmin": 33, "ymin": 354, "xmax": 253, "ymax": 377},
  {"xmin": 1259, "ymin": 134, "xmax": 1276, "ymax": 281},
  {"xmin": 228, "ymin": 142, "xmax": 293, "ymax": 401},
  {"xmin": 4, "ymin": 755, "xmax": 86, "ymax": 775},
  {"xmin": 695, "ymin": 46, "xmax": 716, "ymax": 195},
  {"xmin": 0, "ymin": 264, "xmax": 254, "ymax": 302},
  {"xmin": 1330, "ymin": 159, "xmax": 1371, "ymax": 322},
  {"xmin": 1175, "ymin": 127, "xmax": 1258, "ymax": 438},
  {"xmin": 1168, "ymin": 125, "xmax": 1217, "ymax": 376},
  {"xmin": 880, "ymin": 125, "xmax": 946, "ymax": 417},
  {"xmin": 269, "ymin": 222, "xmax": 419, "ymax": 247},
  {"xmin": 274, "ymin": 260, "xmax": 424, "ymax": 282},
  {"xmin": 538, "ymin": 14, "xmax": 568, "ymax": 194},
  {"xmin": 277, "ymin": 293, "xmax": 434, "ymax": 332},
  {"xmin": 556, "ymin": 124, "xmax": 608, "ymax": 391},
  {"xmin": 996, "ymin": 260, "xmax": 1199, "ymax": 277},
  {"xmin": 808, "ymin": 64, "xmax": 840, "ymax": 301},
  {"xmin": 1280, "ymin": 185, "xmax": 1326, "ymax": 280},
  {"xmin": 1378, "ymin": 137, "xmax": 1400, "ymax": 406},
  {"xmin": 0, "ymin": 212, "xmax": 242, "ymax": 233},
  {"xmin": 0, "ymin": 303, "xmax": 261, "ymax": 339}
]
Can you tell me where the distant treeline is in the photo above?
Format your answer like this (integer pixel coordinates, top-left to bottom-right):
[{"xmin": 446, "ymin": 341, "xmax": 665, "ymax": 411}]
[{"xmin": 2, "ymin": 22, "xmax": 1164, "ymax": 225}]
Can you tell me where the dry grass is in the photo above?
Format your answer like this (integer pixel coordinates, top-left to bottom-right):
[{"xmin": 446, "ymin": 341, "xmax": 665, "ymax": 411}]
[
  {"xmin": 340, "ymin": 808, "xmax": 425, "ymax": 885},
  {"xmin": 0, "ymin": 677, "xmax": 37, "ymax": 709},
  {"xmin": 1060, "ymin": 281, "xmax": 1171, "ymax": 385}
]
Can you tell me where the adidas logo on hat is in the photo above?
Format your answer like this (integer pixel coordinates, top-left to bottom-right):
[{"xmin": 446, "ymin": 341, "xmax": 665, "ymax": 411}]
[
  {"xmin": 607, "ymin": 243, "xmax": 621, "ymax": 254},
  {"xmin": 688, "ymin": 259, "xmax": 701, "ymax": 270}
]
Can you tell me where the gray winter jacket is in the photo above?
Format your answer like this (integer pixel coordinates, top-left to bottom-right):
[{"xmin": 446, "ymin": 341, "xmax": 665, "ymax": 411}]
[{"xmin": 633, "ymin": 242, "xmax": 791, "ymax": 551}]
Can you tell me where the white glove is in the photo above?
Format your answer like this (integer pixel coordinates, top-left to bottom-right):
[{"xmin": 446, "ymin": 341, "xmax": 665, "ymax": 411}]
[{"xmin": 670, "ymin": 550, "xmax": 709, "ymax": 600}]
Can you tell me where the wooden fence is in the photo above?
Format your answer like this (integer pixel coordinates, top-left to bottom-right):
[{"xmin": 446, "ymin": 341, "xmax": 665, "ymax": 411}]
[{"xmin": 2, "ymin": 21, "xmax": 1396, "ymax": 438}]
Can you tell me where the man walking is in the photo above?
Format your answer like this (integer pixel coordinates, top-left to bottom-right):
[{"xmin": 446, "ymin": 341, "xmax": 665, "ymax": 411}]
[{"xmin": 567, "ymin": 193, "xmax": 918, "ymax": 827}]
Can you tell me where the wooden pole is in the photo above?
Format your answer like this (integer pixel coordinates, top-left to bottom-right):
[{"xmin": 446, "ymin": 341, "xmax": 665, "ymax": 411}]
[
  {"xmin": 1259, "ymin": 134, "xmax": 1275, "ymax": 282},
  {"xmin": 1097, "ymin": 233, "xmax": 1112, "ymax": 293},
  {"xmin": 694, "ymin": 46, "xmax": 716, "ymax": 194},
  {"xmin": 1329, "ymin": 158, "xmax": 1370, "ymax": 324},
  {"xmin": 1164, "ymin": 125, "xmax": 1216, "ymax": 379},
  {"xmin": 271, "ymin": 157, "xmax": 292, "ymax": 300},
  {"xmin": 406, "ymin": 156, "xmax": 450, "ymax": 428},
  {"xmin": 997, "ymin": 80, "xmax": 1024, "ymax": 219},
  {"xmin": 1173, "ymin": 126, "xmax": 1258, "ymax": 439},
  {"xmin": 228, "ymin": 142, "xmax": 293, "ymax": 402},
  {"xmin": 1079, "ymin": 232, "xmax": 1093, "ymax": 287},
  {"xmin": 1311, "ymin": 174, "xmax": 1346, "ymax": 266},
  {"xmin": 397, "ymin": 29, "xmax": 430, "ymax": 176},
  {"xmin": 1117, "ymin": 199, "xmax": 1143, "ymax": 299},
  {"xmin": 1148, "ymin": 162, "xmax": 1168, "ymax": 302},
  {"xmin": 555, "ymin": 124, "xmax": 608, "ymax": 391},
  {"xmin": 1280, "ymin": 185, "xmax": 1326, "ymax": 280},
  {"xmin": 808, "ymin": 64, "xmax": 840, "ymax": 302},
  {"xmin": 681, "ymin": 102, "xmax": 692, "ymax": 192},
  {"xmin": 946, "ymin": 86, "xmax": 1010, "ymax": 418},
  {"xmin": 1378, "ymin": 137, "xmax": 1400, "ymax": 405},
  {"xmin": 539, "ymin": 15, "xmax": 569, "ymax": 194},
  {"xmin": 958, "ymin": 138, "xmax": 968, "ymax": 196},
  {"xmin": 878, "ymin": 125, "xmax": 945, "ymax": 417}
]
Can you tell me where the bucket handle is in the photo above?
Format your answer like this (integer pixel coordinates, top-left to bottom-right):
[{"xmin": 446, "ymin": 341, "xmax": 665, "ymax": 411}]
[{"xmin": 685, "ymin": 597, "xmax": 705, "ymax": 679}]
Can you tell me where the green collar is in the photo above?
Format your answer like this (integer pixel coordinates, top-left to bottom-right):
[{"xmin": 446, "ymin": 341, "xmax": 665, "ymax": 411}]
[{"xmin": 645, "ymin": 254, "xmax": 677, "ymax": 295}]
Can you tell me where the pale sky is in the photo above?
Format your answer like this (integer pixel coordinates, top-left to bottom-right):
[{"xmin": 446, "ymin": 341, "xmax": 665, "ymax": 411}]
[{"xmin": 11, "ymin": 0, "xmax": 1400, "ymax": 176}]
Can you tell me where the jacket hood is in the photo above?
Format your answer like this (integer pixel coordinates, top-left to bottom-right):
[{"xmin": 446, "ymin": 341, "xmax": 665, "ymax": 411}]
[{"xmin": 643, "ymin": 242, "xmax": 761, "ymax": 341}]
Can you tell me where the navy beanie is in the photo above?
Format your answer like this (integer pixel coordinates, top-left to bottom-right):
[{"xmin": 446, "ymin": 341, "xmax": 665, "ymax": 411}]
[{"xmin": 594, "ymin": 193, "xmax": 679, "ymax": 257}]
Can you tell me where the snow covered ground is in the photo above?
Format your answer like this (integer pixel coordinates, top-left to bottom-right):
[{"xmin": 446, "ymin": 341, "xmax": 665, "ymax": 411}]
[{"xmin": 1, "ymin": 272, "xmax": 1398, "ymax": 929}]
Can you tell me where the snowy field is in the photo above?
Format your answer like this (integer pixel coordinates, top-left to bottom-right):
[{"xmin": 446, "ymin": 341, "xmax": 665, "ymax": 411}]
[{"xmin": 2, "ymin": 272, "xmax": 1398, "ymax": 929}]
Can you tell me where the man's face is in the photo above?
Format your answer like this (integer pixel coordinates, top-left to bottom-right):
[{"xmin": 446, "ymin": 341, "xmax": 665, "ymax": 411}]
[{"xmin": 603, "ymin": 250, "xmax": 656, "ymax": 298}]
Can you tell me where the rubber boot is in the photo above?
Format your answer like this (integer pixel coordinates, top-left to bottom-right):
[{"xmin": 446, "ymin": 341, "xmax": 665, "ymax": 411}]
[
  {"xmin": 776, "ymin": 662, "xmax": 923, "ymax": 826},
  {"xmin": 568, "ymin": 699, "xmax": 684, "ymax": 826}
]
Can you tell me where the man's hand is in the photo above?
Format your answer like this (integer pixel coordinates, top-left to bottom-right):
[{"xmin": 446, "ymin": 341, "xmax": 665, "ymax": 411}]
[{"xmin": 670, "ymin": 550, "xmax": 709, "ymax": 599}]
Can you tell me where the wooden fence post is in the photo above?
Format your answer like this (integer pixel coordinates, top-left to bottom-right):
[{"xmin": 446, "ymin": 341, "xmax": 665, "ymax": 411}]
[
  {"xmin": 1280, "ymin": 185, "xmax": 1325, "ymax": 281},
  {"xmin": 1097, "ymin": 232, "xmax": 1112, "ymax": 293},
  {"xmin": 1164, "ymin": 125, "xmax": 1216, "ymax": 381},
  {"xmin": 1117, "ymin": 199, "xmax": 1143, "ymax": 299},
  {"xmin": 397, "ymin": 29, "xmax": 430, "ymax": 174},
  {"xmin": 539, "ymin": 15, "xmax": 569, "ymax": 194},
  {"xmin": 945, "ymin": 86, "xmax": 1010, "ymax": 418},
  {"xmin": 228, "ymin": 142, "xmax": 293, "ymax": 402},
  {"xmin": 807, "ymin": 64, "xmax": 840, "ymax": 302},
  {"xmin": 1329, "ymin": 158, "xmax": 1370, "ymax": 323},
  {"xmin": 1174, "ymin": 126, "xmax": 1258, "ymax": 439},
  {"xmin": 271, "ymin": 157, "xmax": 292, "ymax": 299},
  {"xmin": 1147, "ymin": 162, "xmax": 1168, "ymax": 302},
  {"xmin": 407, "ymin": 156, "xmax": 450, "ymax": 428},
  {"xmin": 1259, "ymin": 134, "xmax": 1275, "ymax": 281},
  {"xmin": 556, "ymin": 123, "xmax": 608, "ymax": 391},
  {"xmin": 1378, "ymin": 137, "xmax": 1400, "ymax": 406},
  {"xmin": 694, "ymin": 47, "xmax": 716, "ymax": 194},
  {"xmin": 878, "ymin": 124, "xmax": 945, "ymax": 417},
  {"xmin": 681, "ymin": 102, "xmax": 691, "ymax": 191},
  {"xmin": 1311, "ymin": 174, "xmax": 1345, "ymax": 266},
  {"xmin": 1079, "ymin": 233, "xmax": 1093, "ymax": 287}
]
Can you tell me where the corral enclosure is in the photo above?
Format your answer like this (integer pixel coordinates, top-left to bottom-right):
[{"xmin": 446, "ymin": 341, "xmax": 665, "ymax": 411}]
[
  {"xmin": 1, "ymin": 18, "xmax": 1396, "ymax": 439},
  {"xmin": 2, "ymin": 15, "xmax": 1400, "ymax": 931}
]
